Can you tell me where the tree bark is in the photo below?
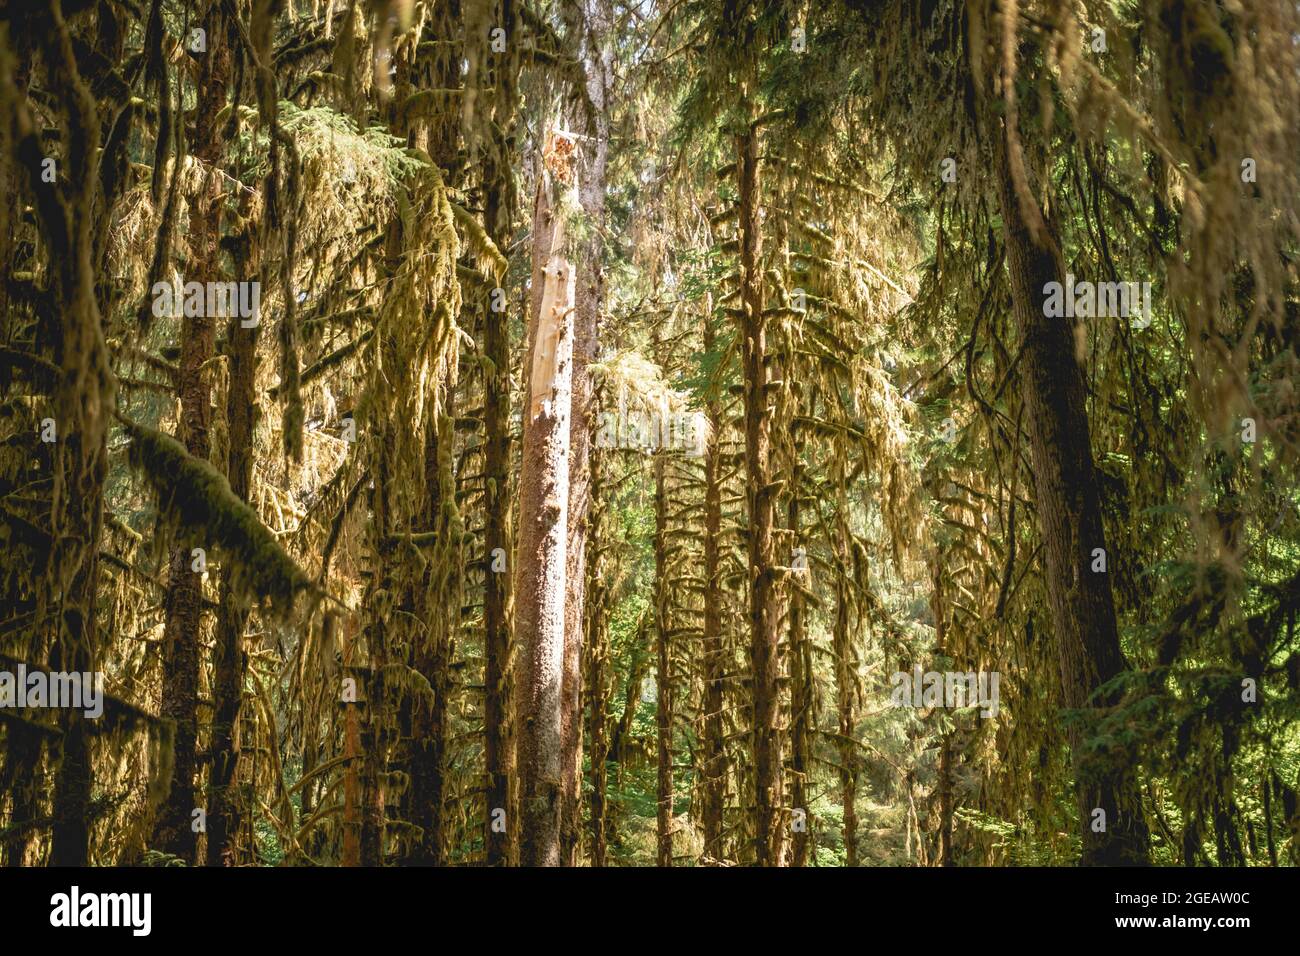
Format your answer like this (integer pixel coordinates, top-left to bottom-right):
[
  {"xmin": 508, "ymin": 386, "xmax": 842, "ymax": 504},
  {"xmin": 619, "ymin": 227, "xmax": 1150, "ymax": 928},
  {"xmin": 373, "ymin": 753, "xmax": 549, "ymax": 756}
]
[
  {"xmin": 833, "ymin": 571, "xmax": 858, "ymax": 867},
  {"xmin": 700, "ymin": 307, "xmax": 726, "ymax": 863},
  {"xmin": 736, "ymin": 121, "xmax": 784, "ymax": 866},
  {"xmin": 515, "ymin": 153, "xmax": 575, "ymax": 866},
  {"xmin": 584, "ymin": 443, "xmax": 610, "ymax": 865},
  {"xmin": 408, "ymin": 401, "xmax": 455, "ymax": 865},
  {"xmin": 207, "ymin": 202, "xmax": 256, "ymax": 867},
  {"xmin": 788, "ymin": 489, "xmax": 811, "ymax": 866},
  {"xmin": 482, "ymin": 156, "xmax": 515, "ymax": 867},
  {"xmin": 154, "ymin": 3, "xmax": 228, "ymax": 861},
  {"xmin": 653, "ymin": 441, "xmax": 673, "ymax": 866},
  {"xmin": 560, "ymin": 0, "xmax": 613, "ymax": 864},
  {"xmin": 340, "ymin": 613, "xmax": 362, "ymax": 866},
  {"xmin": 991, "ymin": 124, "xmax": 1150, "ymax": 867}
]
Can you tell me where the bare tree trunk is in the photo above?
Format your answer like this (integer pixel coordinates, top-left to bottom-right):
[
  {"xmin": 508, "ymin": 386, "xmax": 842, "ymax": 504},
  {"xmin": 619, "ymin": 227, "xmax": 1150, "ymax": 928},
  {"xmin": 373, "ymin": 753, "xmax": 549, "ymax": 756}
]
[{"xmin": 515, "ymin": 151, "xmax": 575, "ymax": 866}]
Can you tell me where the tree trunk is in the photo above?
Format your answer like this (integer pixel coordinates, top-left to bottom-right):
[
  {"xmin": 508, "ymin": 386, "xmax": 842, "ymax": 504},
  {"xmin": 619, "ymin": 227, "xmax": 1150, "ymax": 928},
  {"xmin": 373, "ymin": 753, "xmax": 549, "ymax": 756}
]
[
  {"xmin": 404, "ymin": 0, "xmax": 462, "ymax": 869},
  {"xmin": 931, "ymin": 564, "xmax": 954, "ymax": 866},
  {"xmin": 992, "ymin": 126, "xmax": 1150, "ymax": 867},
  {"xmin": 207, "ymin": 204, "xmax": 256, "ymax": 867},
  {"xmin": 560, "ymin": 0, "xmax": 613, "ymax": 864},
  {"xmin": 833, "ymin": 570, "xmax": 858, "ymax": 867},
  {"xmin": 788, "ymin": 489, "xmax": 811, "ymax": 866},
  {"xmin": 408, "ymin": 402, "xmax": 455, "ymax": 866},
  {"xmin": 700, "ymin": 307, "xmax": 726, "ymax": 863},
  {"xmin": 358, "ymin": 462, "xmax": 394, "ymax": 866},
  {"xmin": 653, "ymin": 443, "xmax": 673, "ymax": 866},
  {"xmin": 584, "ymin": 443, "xmax": 610, "ymax": 866},
  {"xmin": 340, "ymin": 613, "xmax": 362, "ymax": 866},
  {"xmin": 736, "ymin": 122, "xmax": 783, "ymax": 866},
  {"xmin": 482, "ymin": 158, "xmax": 515, "ymax": 867},
  {"xmin": 153, "ymin": 5, "xmax": 228, "ymax": 860},
  {"xmin": 515, "ymin": 151, "xmax": 575, "ymax": 866}
]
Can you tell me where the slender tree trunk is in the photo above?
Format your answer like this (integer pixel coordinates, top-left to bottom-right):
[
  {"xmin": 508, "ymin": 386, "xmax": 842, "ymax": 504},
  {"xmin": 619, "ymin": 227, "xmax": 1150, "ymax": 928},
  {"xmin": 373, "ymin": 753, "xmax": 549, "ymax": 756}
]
[
  {"xmin": 700, "ymin": 307, "xmax": 726, "ymax": 863},
  {"xmin": 736, "ymin": 121, "xmax": 783, "ymax": 866},
  {"xmin": 359, "ymin": 461, "xmax": 394, "ymax": 866},
  {"xmin": 788, "ymin": 489, "xmax": 811, "ymax": 866},
  {"xmin": 4, "ymin": 0, "xmax": 120, "ymax": 870},
  {"xmin": 154, "ymin": 5, "xmax": 228, "ymax": 860},
  {"xmin": 653, "ymin": 443, "xmax": 673, "ymax": 866},
  {"xmin": 515, "ymin": 152, "xmax": 575, "ymax": 866},
  {"xmin": 482, "ymin": 161, "xmax": 515, "ymax": 867},
  {"xmin": 560, "ymin": 0, "xmax": 613, "ymax": 864},
  {"xmin": 930, "ymin": 564, "xmax": 955, "ymax": 866},
  {"xmin": 584, "ymin": 444, "xmax": 610, "ymax": 865},
  {"xmin": 409, "ymin": 401, "xmax": 455, "ymax": 865},
  {"xmin": 340, "ymin": 614, "xmax": 362, "ymax": 866},
  {"xmin": 207, "ymin": 206, "xmax": 256, "ymax": 867},
  {"xmin": 404, "ymin": 1, "xmax": 459, "ymax": 868},
  {"xmin": 833, "ymin": 567, "xmax": 858, "ymax": 868},
  {"xmin": 467, "ymin": 0, "xmax": 520, "ymax": 865}
]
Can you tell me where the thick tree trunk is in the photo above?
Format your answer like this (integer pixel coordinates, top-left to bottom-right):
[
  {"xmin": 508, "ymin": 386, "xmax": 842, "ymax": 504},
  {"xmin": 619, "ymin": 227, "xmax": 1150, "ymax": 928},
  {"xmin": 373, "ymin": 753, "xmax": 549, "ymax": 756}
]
[
  {"xmin": 0, "ymin": 25, "xmax": 45, "ymax": 872},
  {"xmin": 515, "ymin": 155, "xmax": 575, "ymax": 866},
  {"xmin": 992, "ymin": 129, "xmax": 1150, "ymax": 867},
  {"xmin": 736, "ymin": 122, "xmax": 784, "ymax": 866}
]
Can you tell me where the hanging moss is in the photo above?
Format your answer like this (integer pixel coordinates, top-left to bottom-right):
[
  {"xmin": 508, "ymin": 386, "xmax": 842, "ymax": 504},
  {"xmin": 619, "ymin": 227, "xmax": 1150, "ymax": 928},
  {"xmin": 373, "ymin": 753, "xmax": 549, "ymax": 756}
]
[
  {"xmin": 449, "ymin": 200, "xmax": 508, "ymax": 280},
  {"xmin": 119, "ymin": 417, "xmax": 311, "ymax": 614}
]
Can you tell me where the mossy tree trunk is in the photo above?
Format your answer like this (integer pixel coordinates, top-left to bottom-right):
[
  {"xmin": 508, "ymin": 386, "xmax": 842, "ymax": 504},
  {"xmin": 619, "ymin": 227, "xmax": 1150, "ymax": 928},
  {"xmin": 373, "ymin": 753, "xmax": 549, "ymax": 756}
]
[
  {"xmin": 153, "ymin": 1, "xmax": 230, "ymax": 862},
  {"xmin": 736, "ymin": 118, "xmax": 784, "ymax": 867},
  {"xmin": 988, "ymin": 94, "xmax": 1150, "ymax": 869},
  {"xmin": 560, "ymin": 0, "xmax": 614, "ymax": 865}
]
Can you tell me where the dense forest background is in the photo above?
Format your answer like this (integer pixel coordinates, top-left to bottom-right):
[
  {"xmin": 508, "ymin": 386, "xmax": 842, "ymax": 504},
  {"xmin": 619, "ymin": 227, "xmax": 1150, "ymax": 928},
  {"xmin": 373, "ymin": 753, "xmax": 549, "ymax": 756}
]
[{"xmin": 0, "ymin": 0, "xmax": 1297, "ymax": 868}]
